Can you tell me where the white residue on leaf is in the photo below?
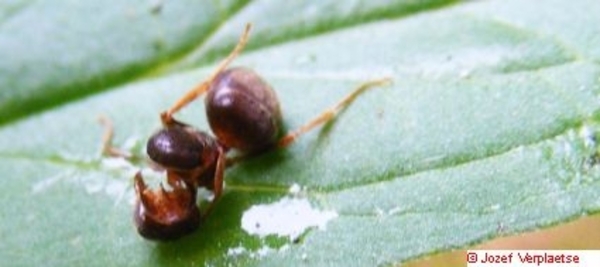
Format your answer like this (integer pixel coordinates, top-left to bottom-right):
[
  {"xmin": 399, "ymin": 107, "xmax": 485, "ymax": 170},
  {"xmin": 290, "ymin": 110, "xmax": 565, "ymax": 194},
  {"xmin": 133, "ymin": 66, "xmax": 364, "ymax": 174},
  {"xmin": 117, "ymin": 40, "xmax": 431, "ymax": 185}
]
[
  {"xmin": 375, "ymin": 206, "xmax": 403, "ymax": 217},
  {"xmin": 105, "ymin": 178, "xmax": 129, "ymax": 206},
  {"xmin": 288, "ymin": 183, "xmax": 308, "ymax": 197},
  {"xmin": 288, "ymin": 183, "xmax": 302, "ymax": 194},
  {"xmin": 122, "ymin": 135, "xmax": 140, "ymax": 151},
  {"xmin": 79, "ymin": 172, "xmax": 135, "ymax": 206},
  {"xmin": 227, "ymin": 244, "xmax": 290, "ymax": 260},
  {"xmin": 227, "ymin": 246, "xmax": 248, "ymax": 257},
  {"xmin": 579, "ymin": 124, "xmax": 596, "ymax": 148},
  {"xmin": 229, "ymin": 245, "xmax": 273, "ymax": 259},
  {"xmin": 31, "ymin": 171, "xmax": 71, "ymax": 194},
  {"xmin": 31, "ymin": 168, "xmax": 135, "ymax": 206},
  {"xmin": 387, "ymin": 206, "xmax": 402, "ymax": 216},
  {"xmin": 375, "ymin": 207, "xmax": 385, "ymax": 217},
  {"xmin": 83, "ymin": 174, "xmax": 104, "ymax": 194},
  {"xmin": 255, "ymin": 246, "xmax": 273, "ymax": 258},
  {"xmin": 101, "ymin": 157, "xmax": 139, "ymax": 176},
  {"xmin": 87, "ymin": 156, "xmax": 148, "ymax": 205},
  {"xmin": 241, "ymin": 196, "xmax": 338, "ymax": 241},
  {"xmin": 459, "ymin": 69, "xmax": 472, "ymax": 79}
]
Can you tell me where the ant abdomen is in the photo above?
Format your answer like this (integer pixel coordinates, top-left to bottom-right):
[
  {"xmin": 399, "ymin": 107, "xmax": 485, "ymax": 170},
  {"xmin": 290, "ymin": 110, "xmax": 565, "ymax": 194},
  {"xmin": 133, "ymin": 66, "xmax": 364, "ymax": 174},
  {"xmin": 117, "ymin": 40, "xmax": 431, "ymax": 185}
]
[{"xmin": 206, "ymin": 67, "xmax": 282, "ymax": 152}]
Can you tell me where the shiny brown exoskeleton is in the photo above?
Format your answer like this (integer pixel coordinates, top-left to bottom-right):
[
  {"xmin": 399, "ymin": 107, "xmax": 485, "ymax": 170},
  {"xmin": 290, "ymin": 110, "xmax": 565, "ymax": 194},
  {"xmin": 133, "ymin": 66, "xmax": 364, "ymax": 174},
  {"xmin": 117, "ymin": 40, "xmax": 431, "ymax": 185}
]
[
  {"xmin": 122, "ymin": 24, "xmax": 391, "ymax": 241},
  {"xmin": 133, "ymin": 172, "xmax": 200, "ymax": 240},
  {"xmin": 206, "ymin": 67, "xmax": 282, "ymax": 153},
  {"xmin": 134, "ymin": 120, "xmax": 225, "ymax": 240}
]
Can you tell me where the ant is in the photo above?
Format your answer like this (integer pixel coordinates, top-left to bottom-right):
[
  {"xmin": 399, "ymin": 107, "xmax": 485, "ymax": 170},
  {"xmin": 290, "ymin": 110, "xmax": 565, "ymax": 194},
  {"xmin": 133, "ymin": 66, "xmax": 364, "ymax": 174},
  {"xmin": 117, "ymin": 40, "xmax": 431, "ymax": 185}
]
[{"xmin": 101, "ymin": 24, "xmax": 390, "ymax": 241}]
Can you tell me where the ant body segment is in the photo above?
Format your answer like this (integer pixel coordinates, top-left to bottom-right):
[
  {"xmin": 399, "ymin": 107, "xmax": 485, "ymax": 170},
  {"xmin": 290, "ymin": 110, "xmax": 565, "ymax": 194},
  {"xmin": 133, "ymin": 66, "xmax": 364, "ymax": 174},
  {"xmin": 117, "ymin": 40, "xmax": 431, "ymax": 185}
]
[{"xmin": 105, "ymin": 24, "xmax": 391, "ymax": 241}]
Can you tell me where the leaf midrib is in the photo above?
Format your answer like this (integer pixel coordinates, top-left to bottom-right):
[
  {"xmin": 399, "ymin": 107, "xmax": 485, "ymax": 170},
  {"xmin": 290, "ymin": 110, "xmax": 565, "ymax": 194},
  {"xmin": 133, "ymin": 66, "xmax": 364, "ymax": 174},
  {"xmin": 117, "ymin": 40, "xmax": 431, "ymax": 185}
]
[{"xmin": 1, "ymin": 111, "xmax": 593, "ymax": 198}]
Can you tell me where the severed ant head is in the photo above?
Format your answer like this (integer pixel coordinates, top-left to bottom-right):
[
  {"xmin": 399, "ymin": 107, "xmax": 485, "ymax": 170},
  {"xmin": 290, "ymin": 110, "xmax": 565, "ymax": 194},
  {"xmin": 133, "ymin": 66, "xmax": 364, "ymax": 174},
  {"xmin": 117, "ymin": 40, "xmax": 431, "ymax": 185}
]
[
  {"xmin": 133, "ymin": 121, "xmax": 223, "ymax": 241},
  {"xmin": 133, "ymin": 172, "xmax": 200, "ymax": 241}
]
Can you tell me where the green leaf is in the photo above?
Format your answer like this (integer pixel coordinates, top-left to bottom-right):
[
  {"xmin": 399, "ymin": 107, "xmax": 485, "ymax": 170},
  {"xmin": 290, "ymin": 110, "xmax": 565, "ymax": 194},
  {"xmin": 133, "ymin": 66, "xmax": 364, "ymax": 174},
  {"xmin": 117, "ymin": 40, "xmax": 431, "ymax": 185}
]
[{"xmin": 2, "ymin": 0, "xmax": 600, "ymax": 266}]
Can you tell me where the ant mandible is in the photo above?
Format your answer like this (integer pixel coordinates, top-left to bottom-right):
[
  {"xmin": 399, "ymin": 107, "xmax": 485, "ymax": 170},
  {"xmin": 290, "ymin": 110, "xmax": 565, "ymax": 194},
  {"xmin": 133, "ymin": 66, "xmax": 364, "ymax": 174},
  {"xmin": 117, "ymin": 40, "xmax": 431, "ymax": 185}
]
[{"xmin": 127, "ymin": 24, "xmax": 391, "ymax": 240}]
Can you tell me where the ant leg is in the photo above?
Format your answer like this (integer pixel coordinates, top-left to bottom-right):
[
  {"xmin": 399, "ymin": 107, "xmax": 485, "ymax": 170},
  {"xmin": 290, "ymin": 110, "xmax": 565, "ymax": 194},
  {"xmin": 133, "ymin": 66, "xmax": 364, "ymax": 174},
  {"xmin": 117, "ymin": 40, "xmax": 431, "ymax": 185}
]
[
  {"xmin": 203, "ymin": 146, "xmax": 226, "ymax": 216},
  {"xmin": 98, "ymin": 115, "xmax": 132, "ymax": 158},
  {"xmin": 161, "ymin": 23, "xmax": 252, "ymax": 125},
  {"xmin": 277, "ymin": 78, "xmax": 392, "ymax": 148},
  {"xmin": 134, "ymin": 172, "xmax": 157, "ymax": 214}
]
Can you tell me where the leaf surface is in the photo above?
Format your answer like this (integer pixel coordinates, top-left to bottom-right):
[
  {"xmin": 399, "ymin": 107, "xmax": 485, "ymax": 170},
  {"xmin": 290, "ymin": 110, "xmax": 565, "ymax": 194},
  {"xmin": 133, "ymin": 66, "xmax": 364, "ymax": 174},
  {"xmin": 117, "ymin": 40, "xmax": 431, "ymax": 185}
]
[{"xmin": 1, "ymin": 0, "xmax": 600, "ymax": 266}]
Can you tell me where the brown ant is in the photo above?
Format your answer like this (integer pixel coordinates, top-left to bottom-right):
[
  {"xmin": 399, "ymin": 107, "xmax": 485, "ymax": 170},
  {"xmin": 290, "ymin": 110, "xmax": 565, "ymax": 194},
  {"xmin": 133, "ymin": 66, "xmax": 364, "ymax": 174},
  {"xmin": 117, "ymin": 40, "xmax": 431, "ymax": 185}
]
[{"xmin": 101, "ymin": 24, "xmax": 390, "ymax": 241}]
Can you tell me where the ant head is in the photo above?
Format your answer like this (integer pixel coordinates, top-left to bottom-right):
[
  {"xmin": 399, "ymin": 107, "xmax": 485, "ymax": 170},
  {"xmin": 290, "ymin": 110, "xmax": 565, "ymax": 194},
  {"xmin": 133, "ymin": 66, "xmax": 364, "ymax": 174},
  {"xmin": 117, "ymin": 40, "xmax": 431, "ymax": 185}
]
[
  {"xmin": 147, "ymin": 122, "xmax": 218, "ymax": 170},
  {"xmin": 133, "ymin": 172, "xmax": 200, "ymax": 241}
]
